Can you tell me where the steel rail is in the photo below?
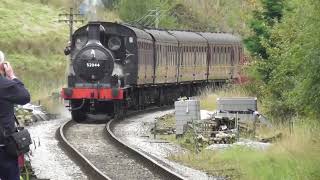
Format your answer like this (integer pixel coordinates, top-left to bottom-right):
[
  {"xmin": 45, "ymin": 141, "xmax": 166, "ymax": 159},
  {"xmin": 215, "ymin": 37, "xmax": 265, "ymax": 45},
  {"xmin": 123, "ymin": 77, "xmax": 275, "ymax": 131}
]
[
  {"xmin": 58, "ymin": 107, "xmax": 185, "ymax": 180},
  {"xmin": 57, "ymin": 120, "xmax": 112, "ymax": 180},
  {"xmin": 107, "ymin": 117, "xmax": 185, "ymax": 180}
]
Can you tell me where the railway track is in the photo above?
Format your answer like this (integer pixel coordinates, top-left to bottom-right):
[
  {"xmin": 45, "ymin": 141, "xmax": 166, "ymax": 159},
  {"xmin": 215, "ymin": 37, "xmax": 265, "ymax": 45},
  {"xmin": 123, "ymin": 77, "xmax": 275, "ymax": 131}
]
[{"xmin": 57, "ymin": 109, "xmax": 184, "ymax": 180}]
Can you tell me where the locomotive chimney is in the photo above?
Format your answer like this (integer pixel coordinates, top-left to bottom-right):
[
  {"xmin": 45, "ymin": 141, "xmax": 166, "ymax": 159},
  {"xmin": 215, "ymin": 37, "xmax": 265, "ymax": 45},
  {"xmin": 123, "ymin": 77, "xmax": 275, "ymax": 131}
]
[{"xmin": 86, "ymin": 22, "xmax": 105, "ymax": 45}]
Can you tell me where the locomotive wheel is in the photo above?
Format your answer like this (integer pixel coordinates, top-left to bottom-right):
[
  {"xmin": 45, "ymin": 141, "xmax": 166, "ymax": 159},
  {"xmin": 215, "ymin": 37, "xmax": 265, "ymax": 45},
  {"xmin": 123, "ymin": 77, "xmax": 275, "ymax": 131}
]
[{"xmin": 71, "ymin": 110, "xmax": 87, "ymax": 122}]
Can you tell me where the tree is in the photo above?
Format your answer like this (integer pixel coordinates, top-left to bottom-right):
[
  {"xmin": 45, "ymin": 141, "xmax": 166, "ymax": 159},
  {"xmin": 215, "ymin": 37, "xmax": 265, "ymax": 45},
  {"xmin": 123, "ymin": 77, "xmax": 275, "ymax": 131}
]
[
  {"xmin": 249, "ymin": 0, "xmax": 320, "ymax": 119},
  {"xmin": 244, "ymin": 0, "xmax": 285, "ymax": 60},
  {"xmin": 117, "ymin": 0, "xmax": 176, "ymax": 28}
]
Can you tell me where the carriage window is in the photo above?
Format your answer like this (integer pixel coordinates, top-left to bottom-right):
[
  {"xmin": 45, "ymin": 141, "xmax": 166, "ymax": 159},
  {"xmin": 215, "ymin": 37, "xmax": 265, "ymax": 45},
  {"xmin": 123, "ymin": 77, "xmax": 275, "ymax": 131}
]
[
  {"xmin": 225, "ymin": 47, "xmax": 228, "ymax": 64},
  {"xmin": 215, "ymin": 47, "xmax": 218, "ymax": 64},
  {"xmin": 180, "ymin": 47, "xmax": 183, "ymax": 66},
  {"xmin": 170, "ymin": 46, "xmax": 172, "ymax": 66},
  {"xmin": 170, "ymin": 46, "xmax": 174, "ymax": 65},
  {"xmin": 223, "ymin": 47, "xmax": 226, "ymax": 64},
  {"xmin": 219, "ymin": 46, "xmax": 221, "ymax": 64},
  {"xmin": 159, "ymin": 45, "xmax": 161, "ymax": 65},
  {"xmin": 216, "ymin": 46, "xmax": 218, "ymax": 65},
  {"xmin": 222, "ymin": 47, "xmax": 224, "ymax": 64},
  {"xmin": 228, "ymin": 47, "xmax": 232, "ymax": 64},
  {"xmin": 158, "ymin": 45, "xmax": 161, "ymax": 66},
  {"xmin": 212, "ymin": 47, "xmax": 215, "ymax": 65},
  {"xmin": 217, "ymin": 47, "xmax": 220, "ymax": 64}
]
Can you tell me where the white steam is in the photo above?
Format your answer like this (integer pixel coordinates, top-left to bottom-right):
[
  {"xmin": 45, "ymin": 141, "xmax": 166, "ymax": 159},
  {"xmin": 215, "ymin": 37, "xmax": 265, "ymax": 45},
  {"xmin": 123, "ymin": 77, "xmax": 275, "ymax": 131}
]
[{"xmin": 79, "ymin": 0, "xmax": 105, "ymax": 21}]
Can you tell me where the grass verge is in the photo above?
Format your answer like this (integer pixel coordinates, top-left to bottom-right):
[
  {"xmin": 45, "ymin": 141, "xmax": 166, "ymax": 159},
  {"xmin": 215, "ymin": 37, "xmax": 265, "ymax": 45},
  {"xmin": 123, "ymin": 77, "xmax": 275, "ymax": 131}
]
[
  {"xmin": 8, "ymin": 53, "xmax": 67, "ymax": 101},
  {"xmin": 199, "ymin": 85, "xmax": 250, "ymax": 111},
  {"xmin": 170, "ymin": 120, "xmax": 320, "ymax": 180},
  {"xmin": 156, "ymin": 85, "xmax": 320, "ymax": 179}
]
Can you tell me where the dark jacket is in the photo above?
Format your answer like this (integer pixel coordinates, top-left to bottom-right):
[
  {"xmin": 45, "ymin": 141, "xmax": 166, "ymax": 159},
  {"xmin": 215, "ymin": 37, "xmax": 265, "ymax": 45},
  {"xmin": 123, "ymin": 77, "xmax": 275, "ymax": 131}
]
[{"xmin": 0, "ymin": 76, "xmax": 30, "ymax": 143}]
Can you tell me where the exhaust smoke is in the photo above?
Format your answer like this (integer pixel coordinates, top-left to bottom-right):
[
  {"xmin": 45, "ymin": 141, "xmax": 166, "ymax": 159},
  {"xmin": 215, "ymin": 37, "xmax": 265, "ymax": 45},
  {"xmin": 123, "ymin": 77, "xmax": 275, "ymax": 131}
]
[{"xmin": 79, "ymin": 0, "xmax": 105, "ymax": 21}]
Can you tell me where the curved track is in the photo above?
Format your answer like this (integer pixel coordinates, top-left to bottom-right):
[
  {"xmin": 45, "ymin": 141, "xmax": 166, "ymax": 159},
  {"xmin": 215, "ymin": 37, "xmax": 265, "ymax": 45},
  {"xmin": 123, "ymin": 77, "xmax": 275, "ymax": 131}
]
[{"xmin": 57, "ymin": 112, "xmax": 184, "ymax": 180}]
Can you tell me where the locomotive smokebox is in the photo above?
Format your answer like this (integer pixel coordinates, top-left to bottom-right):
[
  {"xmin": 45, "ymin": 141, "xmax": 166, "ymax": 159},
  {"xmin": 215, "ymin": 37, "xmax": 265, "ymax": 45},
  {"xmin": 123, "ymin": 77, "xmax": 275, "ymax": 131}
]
[{"xmin": 73, "ymin": 23, "xmax": 114, "ymax": 82}]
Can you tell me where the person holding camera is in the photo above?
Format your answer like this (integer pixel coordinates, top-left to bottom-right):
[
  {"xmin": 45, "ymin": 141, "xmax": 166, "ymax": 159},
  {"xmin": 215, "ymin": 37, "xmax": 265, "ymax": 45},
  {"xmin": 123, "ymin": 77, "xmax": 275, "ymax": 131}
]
[{"xmin": 0, "ymin": 51, "xmax": 30, "ymax": 180}]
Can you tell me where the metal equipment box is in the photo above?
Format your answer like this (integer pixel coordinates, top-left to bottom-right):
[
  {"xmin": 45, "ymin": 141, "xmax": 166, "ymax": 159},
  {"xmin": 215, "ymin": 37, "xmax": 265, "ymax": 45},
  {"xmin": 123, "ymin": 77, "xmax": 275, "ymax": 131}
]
[
  {"xmin": 175, "ymin": 99, "xmax": 200, "ymax": 135},
  {"xmin": 217, "ymin": 97, "xmax": 257, "ymax": 121}
]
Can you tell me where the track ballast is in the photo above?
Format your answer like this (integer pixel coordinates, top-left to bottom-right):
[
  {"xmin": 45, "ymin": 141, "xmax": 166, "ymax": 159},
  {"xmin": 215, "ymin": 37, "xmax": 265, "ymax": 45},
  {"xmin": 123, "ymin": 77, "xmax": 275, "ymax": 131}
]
[{"xmin": 57, "ymin": 110, "xmax": 184, "ymax": 180}]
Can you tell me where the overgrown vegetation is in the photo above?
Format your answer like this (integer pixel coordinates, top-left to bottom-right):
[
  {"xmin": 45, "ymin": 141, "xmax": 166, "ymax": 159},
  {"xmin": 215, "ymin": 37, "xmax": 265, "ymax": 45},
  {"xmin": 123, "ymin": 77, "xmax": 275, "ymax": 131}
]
[
  {"xmin": 170, "ymin": 120, "xmax": 320, "ymax": 180},
  {"xmin": 0, "ymin": 0, "xmax": 70, "ymax": 101},
  {"xmin": 0, "ymin": 0, "xmax": 120, "ymax": 101},
  {"xmin": 115, "ymin": 0, "xmax": 258, "ymax": 32},
  {"xmin": 156, "ymin": 86, "xmax": 320, "ymax": 179},
  {"xmin": 199, "ymin": 85, "xmax": 250, "ymax": 111},
  {"xmin": 244, "ymin": 0, "xmax": 320, "ymax": 120},
  {"xmin": 178, "ymin": 0, "xmax": 258, "ymax": 34}
]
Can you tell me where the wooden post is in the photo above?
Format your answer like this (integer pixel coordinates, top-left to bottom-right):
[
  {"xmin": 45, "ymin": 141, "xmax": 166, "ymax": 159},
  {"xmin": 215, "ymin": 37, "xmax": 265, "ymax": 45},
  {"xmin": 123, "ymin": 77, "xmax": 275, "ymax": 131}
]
[{"xmin": 253, "ymin": 112, "xmax": 257, "ymax": 139}]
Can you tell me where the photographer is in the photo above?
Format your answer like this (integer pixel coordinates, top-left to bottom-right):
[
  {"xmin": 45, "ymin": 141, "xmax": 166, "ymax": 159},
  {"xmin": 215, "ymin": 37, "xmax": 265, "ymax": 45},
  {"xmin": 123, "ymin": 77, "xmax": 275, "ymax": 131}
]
[{"xmin": 0, "ymin": 51, "xmax": 30, "ymax": 180}]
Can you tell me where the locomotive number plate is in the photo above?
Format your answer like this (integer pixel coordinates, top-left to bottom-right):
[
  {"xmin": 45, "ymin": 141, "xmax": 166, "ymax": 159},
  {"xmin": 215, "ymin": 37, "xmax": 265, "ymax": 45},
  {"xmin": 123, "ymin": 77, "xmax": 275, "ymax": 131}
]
[{"xmin": 87, "ymin": 63, "xmax": 100, "ymax": 67}]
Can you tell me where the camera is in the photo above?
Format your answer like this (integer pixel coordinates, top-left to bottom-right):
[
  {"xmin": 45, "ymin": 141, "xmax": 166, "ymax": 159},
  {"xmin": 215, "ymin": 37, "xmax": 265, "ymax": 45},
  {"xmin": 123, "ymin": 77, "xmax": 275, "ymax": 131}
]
[{"xmin": 1, "ymin": 62, "xmax": 8, "ymax": 77}]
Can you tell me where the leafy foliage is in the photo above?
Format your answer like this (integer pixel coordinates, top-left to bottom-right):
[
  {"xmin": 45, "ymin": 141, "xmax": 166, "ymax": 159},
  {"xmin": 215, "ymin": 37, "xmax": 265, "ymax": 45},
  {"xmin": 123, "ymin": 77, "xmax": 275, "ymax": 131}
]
[
  {"xmin": 267, "ymin": 0, "xmax": 320, "ymax": 117},
  {"xmin": 117, "ymin": 0, "xmax": 177, "ymax": 28},
  {"xmin": 246, "ymin": 0, "xmax": 320, "ymax": 119},
  {"xmin": 178, "ymin": 0, "xmax": 258, "ymax": 34},
  {"xmin": 117, "ymin": 0, "xmax": 255, "ymax": 31},
  {"xmin": 244, "ymin": 0, "xmax": 286, "ymax": 60}
]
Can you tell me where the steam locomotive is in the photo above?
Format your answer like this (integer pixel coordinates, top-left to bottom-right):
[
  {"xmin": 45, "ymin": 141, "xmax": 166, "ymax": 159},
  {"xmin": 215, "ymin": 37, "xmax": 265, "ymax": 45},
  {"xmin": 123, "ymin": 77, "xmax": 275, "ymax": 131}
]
[{"xmin": 61, "ymin": 21, "xmax": 243, "ymax": 122}]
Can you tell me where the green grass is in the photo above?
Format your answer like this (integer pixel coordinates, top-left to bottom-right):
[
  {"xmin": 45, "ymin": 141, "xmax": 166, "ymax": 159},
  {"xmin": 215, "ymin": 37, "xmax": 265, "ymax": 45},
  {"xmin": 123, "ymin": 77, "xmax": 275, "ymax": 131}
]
[
  {"xmin": 0, "ymin": 0, "xmax": 70, "ymax": 101},
  {"xmin": 159, "ymin": 131, "xmax": 201, "ymax": 152},
  {"xmin": 157, "ymin": 113, "xmax": 175, "ymax": 128},
  {"xmin": 0, "ymin": 0, "xmax": 121, "ymax": 102},
  {"xmin": 199, "ymin": 85, "xmax": 250, "ymax": 111},
  {"xmin": 156, "ymin": 86, "xmax": 320, "ymax": 179},
  {"xmin": 8, "ymin": 53, "xmax": 67, "ymax": 100},
  {"xmin": 156, "ymin": 113, "xmax": 204, "ymax": 152},
  {"xmin": 169, "ymin": 119, "xmax": 320, "ymax": 180},
  {"xmin": 0, "ymin": 0, "xmax": 69, "ymax": 52}
]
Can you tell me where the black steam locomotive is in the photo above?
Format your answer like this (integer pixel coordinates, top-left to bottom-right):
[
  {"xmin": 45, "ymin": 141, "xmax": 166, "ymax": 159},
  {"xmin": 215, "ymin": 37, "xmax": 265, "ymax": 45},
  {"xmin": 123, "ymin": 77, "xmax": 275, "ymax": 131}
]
[{"xmin": 61, "ymin": 21, "xmax": 243, "ymax": 122}]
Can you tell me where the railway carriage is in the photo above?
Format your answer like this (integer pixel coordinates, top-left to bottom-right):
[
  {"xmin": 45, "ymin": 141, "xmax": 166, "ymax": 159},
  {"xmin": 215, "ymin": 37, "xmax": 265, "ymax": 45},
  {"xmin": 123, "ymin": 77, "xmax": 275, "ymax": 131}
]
[
  {"xmin": 168, "ymin": 31, "xmax": 208, "ymax": 82},
  {"xmin": 61, "ymin": 21, "xmax": 243, "ymax": 122},
  {"xmin": 145, "ymin": 29, "xmax": 179, "ymax": 84}
]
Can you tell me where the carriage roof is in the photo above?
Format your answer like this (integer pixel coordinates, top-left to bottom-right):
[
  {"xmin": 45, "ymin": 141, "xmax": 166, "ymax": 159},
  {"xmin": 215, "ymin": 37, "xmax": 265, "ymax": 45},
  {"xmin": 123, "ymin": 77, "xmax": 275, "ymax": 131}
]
[
  {"xmin": 199, "ymin": 32, "xmax": 241, "ymax": 45},
  {"xmin": 168, "ymin": 31, "xmax": 207, "ymax": 44},
  {"xmin": 145, "ymin": 29, "xmax": 178, "ymax": 44}
]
